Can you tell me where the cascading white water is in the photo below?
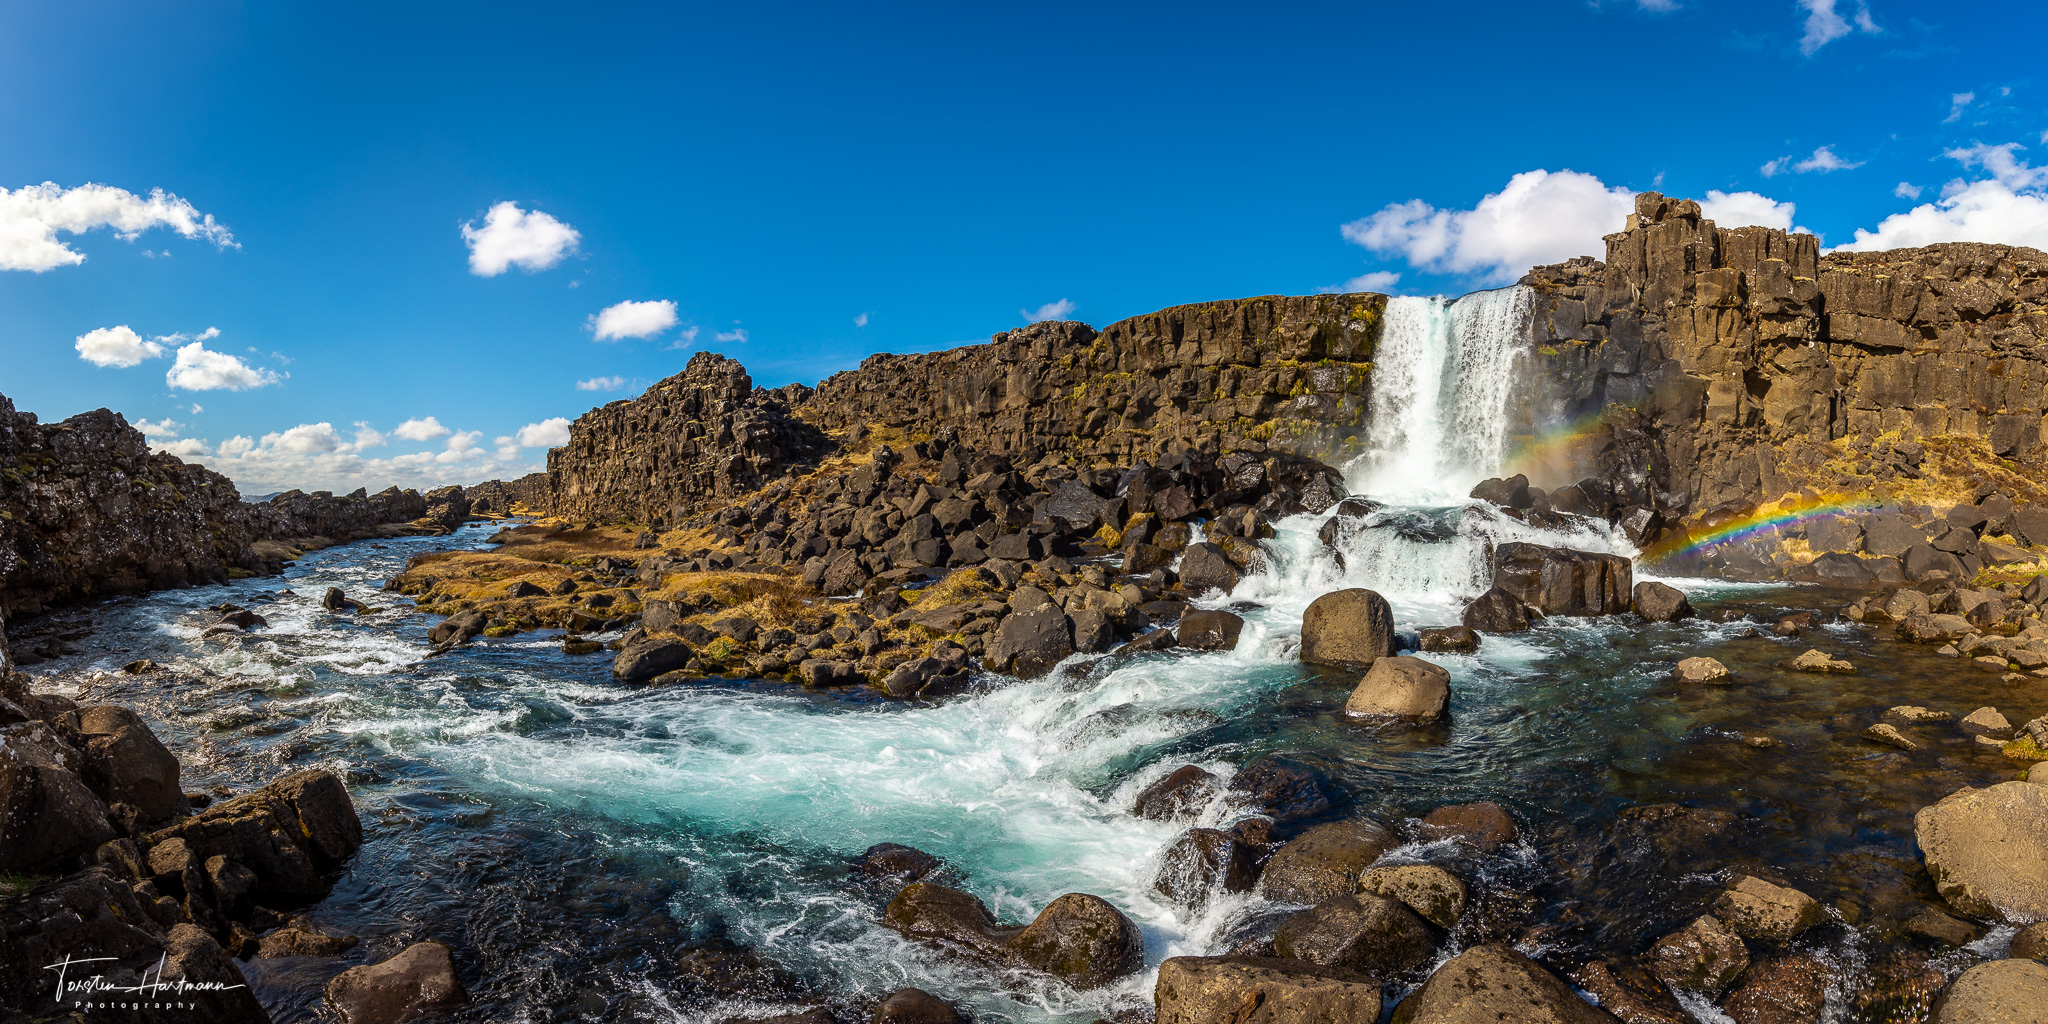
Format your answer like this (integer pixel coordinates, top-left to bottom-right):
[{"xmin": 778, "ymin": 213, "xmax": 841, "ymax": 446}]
[{"xmin": 1350, "ymin": 286, "xmax": 1534, "ymax": 501}]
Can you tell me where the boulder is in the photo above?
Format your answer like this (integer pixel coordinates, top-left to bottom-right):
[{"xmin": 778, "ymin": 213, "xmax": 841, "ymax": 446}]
[
  {"xmin": 883, "ymin": 883, "xmax": 1011, "ymax": 958},
  {"xmin": 1300, "ymin": 589, "xmax": 1395, "ymax": 668},
  {"xmin": 1069, "ymin": 608, "xmax": 1116, "ymax": 653},
  {"xmin": 1469, "ymin": 475, "xmax": 1532, "ymax": 508},
  {"xmin": 1711, "ymin": 875, "xmax": 1822, "ymax": 946},
  {"xmin": 1928, "ymin": 959, "xmax": 2048, "ymax": 1022},
  {"xmin": 1568, "ymin": 961, "xmax": 1695, "ymax": 1024},
  {"xmin": 1632, "ymin": 582, "xmax": 1694, "ymax": 622},
  {"xmin": 1899, "ymin": 613, "xmax": 1977, "ymax": 644},
  {"xmin": 2008, "ymin": 921, "xmax": 2048, "ymax": 960},
  {"xmin": 1904, "ymin": 906, "xmax": 1985, "ymax": 946},
  {"xmin": 146, "ymin": 768, "xmax": 362, "ymax": 896},
  {"xmin": 1179, "ymin": 542, "xmax": 1244, "ymax": 596},
  {"xmin": 1417, "ymin": 626, "xmax": 1479, "ymax": 653},
  {"xmin": 1721, "ymin": 953, "xmax": 1833, "ymax": 1024},
  {"xmin": 0, "ymin": 735, "xmax": 116, "ymax": 872},
  {"xmin": 1228, "ymin": 756, "xmax": 1336, "ymax": 824},
  {"xmin": 1914, "ymin": 781, "xmax": 2048, "ymax": 922},
  {"xmin": 1461, "ymin": 587, "xmax": 1531, "ymax": 633},
  {"xmin": 426, "ymin": 608, "xmax": 487, "ymax": 646},
  {"xmin": 1673, "ymin": 656, "xmax": 1730, "ymax": 683},
  {"xmin": 1133, "ymin": 765, "xmax": 1221, "ymax": 820},
  {"xmin": 56, "ymin": 705, "xmax": 188, "ymax": 822},
  {"xmin": 1361, "ymin": 864, "xmax": 1466, "ymax": 929},
  {"xmin": 799, "ymin": 659, "xmax": 862, "ymax": 687},
  {"xmin": 1863, "ymin": 514, "xmax": 1927, "ymax": 558},
  {"xmin": 1391, "ymin": 944, "xmax": 1616, "ymax": 1023},
  {"xmin": 1867, "ymin": 723, "xmax": 1921, "ymax": 750},
  {"xmin": 873, "ymin": 987, "xmax": 963, "ymax": 1024},
  {"xmin": 324, "ymin": 940, "xmax": 468, "ymax": 1024},
  {"xmin": 1006, "ymin": 892, "xmax": 1146, "ymax": 989},
  {"xmin": 1177, "ymin": 609, "xmax": 1245, "ymax": 651},
  {"xmin": 1960, "ymin": 707, "xmax": 2012, "ymax": 739},
  {"xmin": 852, "ymin": 843, "xmax": 942, "ymax": 883},
  {"xmin": 1781, "ymin": 648, "xmax": 1855, "ymax": 673},
  {"xmin": 1258, "ymin": 819, "xmax": 1395, "ymax": 904},
  {"xmin": 613, "ymin": 635, "xmax": 692, "ymax": 683},
  {"xmin": 985, "ymin": 605, "xmax": 1074, "ymax": 677},
  {"xmin": 1647, "ymin": 914, "xmax": 1749, "ymax": 997},
  {"xmin": 1154, "ymin": 828, "xmax": 1259, "ymax": 909},
  {"xmin": 257, "ymin": 922, "xmax": 361, "ymax": 957},
  {"xmin": 1344, "ymin": 656, "xmax": 1450, "ymax": 724},
  {"xmin": 1420, "ymin": 802, "xmax": 1518, "ymax": 851},
  {"xmin": 1154, "ymin": 955, "xmax": 1381, "ymax": 1024},
  {"xmin": 1492, "ymin": 543, "xmax": 1631, "ymax": 617},
  {"xmin": 1272, "ymin": 893, "xmax": 1436, "ymax": 977}
]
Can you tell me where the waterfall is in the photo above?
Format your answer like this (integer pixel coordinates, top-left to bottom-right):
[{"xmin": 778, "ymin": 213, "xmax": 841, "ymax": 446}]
[{"xmin": 1349, "ymin": 285, "xmax": 1534, "ymax": 502}]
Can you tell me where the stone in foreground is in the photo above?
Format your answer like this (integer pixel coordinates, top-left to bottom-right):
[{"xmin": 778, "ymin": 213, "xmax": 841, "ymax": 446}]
[
  {"xmin": 1300, "ymin": 588, "xmax": 1395, "ymax": 668},
  {"xmin": 1271, "ymin": 893, "xmax": 1436, "ymax": 977},
  {"xmin": 874, "ymin": 988, "xmax": 963, "ymax": 1024},
  {"xmin": 1344, "ymin": 655, "xmax": 1450, "ymax": 724},
  {"xmin": 1154, "ymin": 955, "xmax": 1381, "ymax": 1024},
  {"xmin": 1361, "ymin": 864, "xmax": 1467, "ymax": 928},
  {"xmin": 1258, "ymin": 819, "xmax": 1395, "ymax": 905},
  {"xmin": 324, "ymin": 941, "xmax": 468, "ymax": 1024},
  {"xmin": 1711, "ymin": 874, "xmax": 1822, "ymax": 946},
  {"xmin": 1927, "ymin": 959, "xmax": 2048, "ymax": 1023},
  {"xmin": 1390, "ymin": 944, "xmax": 1616, "ymax": 1023},
  {"xmin": 1647, "ymin": 914, "xmax": 1749, "ymax": 997},
  {"xmin": 1914, "ymin": 781, "xmax": 2048, "ymax": 922}
]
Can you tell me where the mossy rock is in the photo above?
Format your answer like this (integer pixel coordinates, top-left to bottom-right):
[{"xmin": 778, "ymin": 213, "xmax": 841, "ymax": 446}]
[
  {"xmin": 2004, "ymin": 734, "xmax": 2048, "ymax": 763},
  {"xmin": 482, "ymin": 625, "xmax": 519, "ymax": 638}
]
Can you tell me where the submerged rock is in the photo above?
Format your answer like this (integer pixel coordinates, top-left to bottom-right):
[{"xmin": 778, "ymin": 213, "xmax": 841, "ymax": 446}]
[
  {"xmin": 1154, "ymin": 956, "xmax": 1381, "ymax": 1024},
  {"xmin": 1712, "ymin": 874, "xmax": 1822, "ymax": 946},
  {"xmin": 1568, "ymin": 960, "xmax": 1694, "ymax": 1024},
  {"xmin": 1133, "ymin": 765, "xmax": 1221, "ymax": 820},
  {"xmin": 1421, "ymin": 801, "xmax": 1519, "ymax": 851},
  {"xmin": 1154, "ymin": 828, "xmax": 1259, "ymax": 909},
  {"xmin": 324, "ymin": 941, "xmax": 467, "ymax": 1024},
  {"xmin": 1866, "ymin": 723, "xmax": 1921, "ymax": 750},
  {"xmin": 1343, "ymin": 656, "xmax": 1450, "ymax": 724},
  {"xmin": 852, "ymin": 842, "xmax": 942, "ymax": 883},
  {"xmin": 1227, "ymin": 755, "xmax": 1337, "ymax": 824},
  {"xmin": 1392, "ymin": 944, "xmax": 1615, "ymax": 1023},
  {"xmin": 873, "ymin": 988, "xmax": 964, "ymax": 1024},
  {"xmin": 1300, "ymin": 588, "xmax": 1395, "ymax": 668},
  {"xmin": 1722, "ymin": 952, "xmax": 1833, "ymax": 1024},
  {"xmin": 1673, "ymin": 656, "xmax": 1730, "ymax": 684},
  {"xmin": 1647, "ymin": 914, "xmax": 1749, "ymax": 997},
  {"xmin": 1418, "ymin": 626, "xmax": 1480, "ymax": 652}
]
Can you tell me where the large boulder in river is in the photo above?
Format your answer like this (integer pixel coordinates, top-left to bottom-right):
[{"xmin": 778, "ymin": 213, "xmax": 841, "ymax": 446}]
[
  {"xmin": 613, "ymin": 635, "xmax": 692, "ymax": 683},
  {"xmin": 1300, "ymin": 588, "xmax": 1395, "ymax": 668},
  {"xmin": 1391, "ymin": 944, "xmax": 1616, "ymax": 1023},
  {"xmin": 1914, "ymin": 781, "xmax": 2048, "ymax": 922},
  {"xmin": 427, "ymin": 607, "xmax": 488, "ymax": 646},
  {"xmin": 0, "ymin": 725, "xmax": 115, "ymax": 872},
  {"xmin": 146, "ymin": 768, "xmax": 362, "ymax": 896},
  {"xmin": 1154, "ymin": 828, "xmax": 1260, "ymax": 909},
  {"xmin": 1177, "ymin": 609, "xmax": 1244, "ymax": 650},
  {"xmin": 1258, "ymin": 819, "xmax": 1395, "ymax": 904},
  {"xmin": 1344, "ymin": 656, "xmax": 1450, "ymax": 724},
  {"xmin": 984, "ymin": 605, "xmax": 1075, "ymax": 677},
  {"xmin": 1460, "ymin": 587, "xmax": 1531, "ymax": 632},
  {"xmin": 1179, "ymin": 542, "xmax": 1243, "ymax": 596},
  {"xmin": 1006, "ymin": 892, "xmax": 1146, "ymax": 989},
  {"xmin": 1228, "ymin": 755, "xmax": 1336, "ymax": 823},
  {"xmin": 884, "ymin": 883, "xmax": 1011, "ymax": 958},
  {"xmin": 1134, "ymin": 765, "xmax": 1221, "ymax": 820},
  {"xmin": 1493, "ymin": 543, "xmax": 1631, "ymax": 617},
  {"xmin": 1647, "ymin": 914, "xmax": 1749, "ymax": 997},
  {"xmin": 324, "ymin": 940, "xmax": 468, "ymax": 1024},
  {"xmin": 55, "ymin": 704, "xmax": 189, "ymax": 822},
  {"xmin": 1631, "ymin": 581, "xmax": 1693, "ymax": 622},
  {"xmin": 1155, "ymin": 956, "xmax": 1382, "ymax": 1024},
  {"xmin": 1272, "ymin": 892, "xmax": 1437, "ymax": 977},
  {"xmin": 1928, "ymin": 959, "xmax": 2048, "ymax": 1023}
]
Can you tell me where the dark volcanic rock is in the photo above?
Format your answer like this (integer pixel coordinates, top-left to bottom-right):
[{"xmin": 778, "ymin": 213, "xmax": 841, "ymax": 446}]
[
  {"xmin": 1133, "ymin": 765, "xmax": 1221, "ymax": 820},
  {"xmin": 1228, "ymin": 755, "xmax": 1336, "ymax": 824},
  {"xmin": 1154, "ymin": 827, "xmax": 1260, "ymax": 909},
  {"xmin": 1176, "ymin": 608, "xmax": 1244, "ymax": 650},
  {"xmin": 1493, "ymin": 543, "xmax": 1631, "ymax": 616},
  {"xmin": 1632, "ymin": 581, "xmax": 1694, "ymax": 622},
  {"xmin": 1178, "ymin": 542, "xmax": 1244, "ymax": 596},
  {"xmin": 1462, "ymin": 586, "xmax": 1532, "ymax": 632},
  {"xmin": 324, "ymin": 940, "xmax": 468, "ymax": 1024},
  {"xmin": 146, "ymin": 768, "xmax": 363, "ymax": 897}
]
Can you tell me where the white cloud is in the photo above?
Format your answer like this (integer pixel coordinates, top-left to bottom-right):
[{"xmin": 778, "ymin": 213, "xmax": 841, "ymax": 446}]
[
  {"xmin": 188, "ymin": 403, "xmax": 204, "ymax": 415},
  {"xmin": 1795, "ymin": 146, "xmax": 1863, "ymax": 173},
  {"xmin": 264, "ymin": 422, "xmax": 348, "ymax": 454},
  {"xmin": 1946, "ymin": 92, "xmax": 1976, "ymax": 123},
  {"xmin": 438, "ymin": 429, "xmax": 485, "ymax": 463},
  {"xmin": 1834, "ymin": 143, "xmax": 2048, "ymax": 251},
  {"xmin": 0, "ymin": 182, "xmax": 236, "ymax": 272},
  {"xmin": 1760, "ymin": 156, "xmax": 1791, "ymax": 178},
  {"xmin": 667, "ymin": 324, "xmax": 701, "ymax": 350},
  {"xmin": 167, "ymin": 420, "xmax": 543, "ymax": 493},
  {"xmin": 460, "ymin": 201, "xmax": 581, "ymax": 276},
  {"xmin": 714, "ymin": 327, "xmax": 749, "ymax": 343},
  {"xmin": 391, "ymin": 416, "xmax": 451, "ymax": 441},
  {"xmin": 1636, "ymin": 0, "xmax": 1678, "ymax": 10},
  {"xmin": 1699, "ymin": 189, "xmax": 1805, "ymax": 232},
  {"xmin": 1895, "ymin": 181, "xmax": 1924, "ymax": 199},
  {"xmin": 1021, "ymin": 299, "xmax": 1077, "ymax": 323},
  {"xmin": 75, "ymin": 325, "xmax": 165, "ymax": 367},
  {"xmin": 1342, "ymin": 169, "xmax": 1636, "ymax": 284},
  {"xmin": 517, "ymin": 417, "xmax": 572, "ymax": 448},
  {"xmin": 156, "ymin": 438, "xmax": 208, "ymax": 459},
  {"xmin": 493, "ymin": 435, "xmax": 520, "ymax": 461},
  {"xmin": 854, "ymin": 312, "xmax": 870, "ymax": 327},
  {"xmin": 133, "ymin": 418, "xmax": 182, "ymax": 438},
  {"xmin": 351, "ymin": 423, "xmax": 386, "ymax": 450},
  {"xmin": 165, "ymin": 341, "xmax": 281, "ymax": 391},
  {"xmin": 1796, "ymin": 0, "xmax": 1878, "ymax": 56},
  {"xmin": 588, "ymin": 299, "xmax": 678, "ymax": 341},
  {"xmin": 1332, "ymin": 270, "xmax": 1402, "ymax": 294},
  {"xmin": 576, "ymin": 375, "xmax": 627, "ymax": 391}
]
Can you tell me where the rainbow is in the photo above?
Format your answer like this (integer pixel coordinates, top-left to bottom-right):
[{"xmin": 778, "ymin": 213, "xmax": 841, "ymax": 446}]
[
  {"xmin": 1499, "ymin": 407, "xmax": 1621, "ymax": 483},
  {"xmin": 1642, "ymin": 495, "xmax": 1884, "ymax": 562}
]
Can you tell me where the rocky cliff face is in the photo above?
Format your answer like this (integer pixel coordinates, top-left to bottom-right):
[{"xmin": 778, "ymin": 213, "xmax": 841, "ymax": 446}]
[
  {"xmin": 801, "ymin": 293, "xmax": 1382, "ymax": 465},
  {"xmin": 542, "ymin": 352, "xmax": 832, "ymax": 525},
  {"xmin": 1518, "ymin": 192, "xmax": 2048, "ymax": 515},
  {"xmin": 1, "ymin": 394, "xmax": 448, "ymax": 617}
]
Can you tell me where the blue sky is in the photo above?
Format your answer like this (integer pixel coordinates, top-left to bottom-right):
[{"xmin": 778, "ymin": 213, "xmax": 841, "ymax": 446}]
[{"xmin": 3, "ymin": 0, "xmax": 2045, "ymax": 493}]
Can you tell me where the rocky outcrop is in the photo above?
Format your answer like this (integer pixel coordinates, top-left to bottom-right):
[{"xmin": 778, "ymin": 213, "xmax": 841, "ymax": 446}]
[
  {"xmin": 542, "ymin": 352, "xmax": 831, "ymax": 525},
  {"xmin": 881, "ymin": 882, "xmax": 1145, "ymax": 989},
  {"xmin": 1517, "ymin": 191, "xmax": 2048, "ymax": 526},
  {"xmin": 324, "ymin": 941, "xmax": 468, "ymax": 1024},
  {"xmin": 0, "ymin": 393, "xmax": 446, "ymax": 618}
]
